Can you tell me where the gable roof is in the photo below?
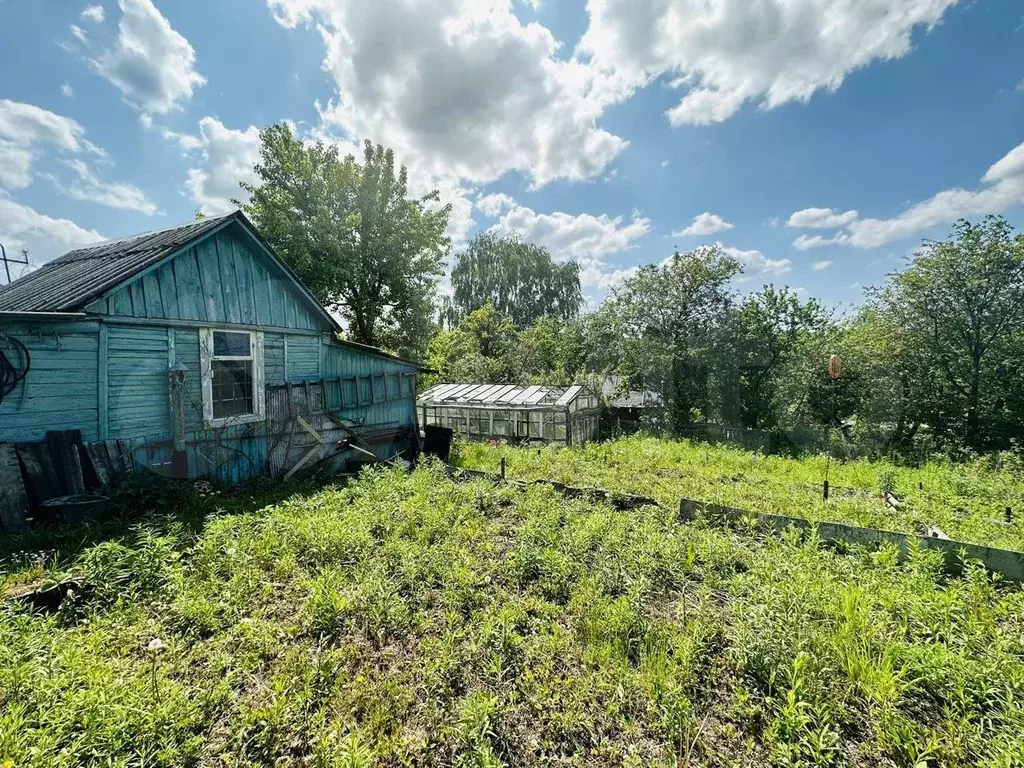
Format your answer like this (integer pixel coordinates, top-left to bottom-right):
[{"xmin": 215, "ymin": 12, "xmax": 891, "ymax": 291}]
[
  {"xmin": 0, "ymin": 210, "xmax": 435, "ymax": 370},
  {"xmin": 0, "ymin": 213, "xmax": 237, "ymax": 313}
]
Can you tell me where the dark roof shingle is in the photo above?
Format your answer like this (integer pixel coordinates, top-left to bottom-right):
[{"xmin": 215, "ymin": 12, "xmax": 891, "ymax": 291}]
[{"xmin": 0, "ymin": 213, "xmax": 234, "ymax": 312}]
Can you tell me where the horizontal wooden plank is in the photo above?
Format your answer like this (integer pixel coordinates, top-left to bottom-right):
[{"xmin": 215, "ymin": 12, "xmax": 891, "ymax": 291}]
[{"xmin": 13, "ymin": 335, "xmax": 99, "ymax": 353}]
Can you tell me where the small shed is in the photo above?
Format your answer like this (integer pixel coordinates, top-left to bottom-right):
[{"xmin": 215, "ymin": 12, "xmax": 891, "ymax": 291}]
[
  {"xmin": 602, "ymin": 374, "xmax": 662, "ymax": 433},
  {"xmin": 0, "ymin": 211, "xmax": 426, "ymax": 525},
  {"xmin": 417, "ymin": 383, "xmax": 601, "ymax": 446}
]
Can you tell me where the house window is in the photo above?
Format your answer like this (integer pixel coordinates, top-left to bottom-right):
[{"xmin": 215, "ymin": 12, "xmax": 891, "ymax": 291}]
[{"xmin": 200, "ymin": 329, "xmax": 265, "ymax": 426}]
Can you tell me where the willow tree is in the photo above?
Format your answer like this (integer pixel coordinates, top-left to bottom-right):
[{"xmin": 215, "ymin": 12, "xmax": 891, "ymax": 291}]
[
  {"xmin": 450, "ymin": 232, "xmax": 582, "ymax": 328},
  {"xmin": 242, "ymin": 124, "xmax": 451, "ymax": 357}
]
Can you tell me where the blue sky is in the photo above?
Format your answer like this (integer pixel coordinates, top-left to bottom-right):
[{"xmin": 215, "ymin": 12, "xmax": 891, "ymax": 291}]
[{"xmin": 1, "ymin": 0, "xmax": 1022, "ymax": 308}]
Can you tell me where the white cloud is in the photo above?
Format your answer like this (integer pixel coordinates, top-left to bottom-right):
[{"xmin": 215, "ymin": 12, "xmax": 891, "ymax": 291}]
[
  {"xmin": 661, "ymin": 160, "xmax": 669, "ymax": 168},
  {"xmin": 719, "ymin": 242, "xmax": 792, "ymax": 280},
  {"xmin": 579, "ymin": 0, "xmax": 960, "ymax": 126},
  {"xmin": 0, "ymin": 99, "xmax": 104, "ymax": 190},
  {"xmin": 269, "ymin": 0, "xmax": 626, "ymax": 189},
  {"xmin": 70, "ymin": 25, "xmax": 89, "ymax": 43},
  {"xmin": 60, "ymin": 83, "xmax": 75, "ymax": 99},
  {"xmin": 0, "ymin": 192, "xmax": 104, "ymax": 267},
  {"xmin": 812, "ymin": 260, "xmax": 833, "ymax": 271},
  {"xmin": 794, "ymin": 233, "xmax": 852, "ymax": 250},
  {"xmin": 175, "ymin": 117, "xmax": 260, "ymax": 214},
  {"xmin": 793, "ymin": 140, "xmax": 1024, "ymax": 249},
  {"xmin": 487, "ymin": 201, "xmax": 651, "ymax": 290},
  {"xmin": 787, "ymin": 207, "xmax": 859, "ymax": 228},
  {"xmin": 0, "ymin": 141, "xmax": 34, "ymax": 190},
  {"xmin": 476, "ymin": 192, "xmax": 517, "ymax": 218},
  {"xmin": 44, "ymin": 159, "xmax": 158, "ymax": 214},
  {"xmin": 81, "ymin": 4, "xmax": 106, "ymax": 22},
  {"xmin": 674, "ymin": 211, "xmax": 734, "ymax": 237},
  {"xmin": 92, "ymin": 0, "xmax": 206, "ymax": 114}
]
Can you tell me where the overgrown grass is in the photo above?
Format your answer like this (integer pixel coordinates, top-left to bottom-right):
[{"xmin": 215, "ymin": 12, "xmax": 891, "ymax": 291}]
[
  {"xmin": 457, "ymin": 435, "xmax": 1024, "ymax": 551},
  {"xmin": 2, "ymin": 459, "xmax": 1024, "ymax": 766}
]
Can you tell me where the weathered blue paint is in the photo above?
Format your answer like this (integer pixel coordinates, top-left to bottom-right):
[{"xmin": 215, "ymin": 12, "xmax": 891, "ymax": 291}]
[
  {"xmin": 0, "ymin": 217, "xmax": 423, "ymax": 485},
  {"xmin": 0, "ymin": 320, "xmax": 101, "ymax": 443},
  {"xmin": 88, "ymin": 229, "xmax": 329, "ymax": 333}
]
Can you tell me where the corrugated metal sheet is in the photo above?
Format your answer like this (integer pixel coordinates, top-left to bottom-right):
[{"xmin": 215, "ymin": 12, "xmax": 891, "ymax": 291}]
[{"xmin": 0, "ymin": 214, "xmax": 233, "ymax": 312}]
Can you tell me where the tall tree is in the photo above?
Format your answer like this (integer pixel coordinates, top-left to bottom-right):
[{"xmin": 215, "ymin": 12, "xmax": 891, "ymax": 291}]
[
  {"xmin": 869, "ymin": 216, "xmax": 1024, "ymax": 450},
  {"xmin": 603, "ymin": 246, "xmax": 741, "ymax": 433},
  {"xmin": 730, "ymin": 286, "xmax": 828, "ymax": 429},
  {"xmin": 450, "ymin": 232, "xmax": 583, "ymax": 327},
  {"xmin": 241, "ymin": 124, "xmax": 451, "ymax": 357}
]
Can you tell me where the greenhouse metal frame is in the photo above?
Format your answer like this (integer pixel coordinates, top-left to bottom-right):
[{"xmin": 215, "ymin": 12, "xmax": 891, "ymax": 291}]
[{"xmin": 418, "ymin": 383, "xmax": 602, "ymax": 446}]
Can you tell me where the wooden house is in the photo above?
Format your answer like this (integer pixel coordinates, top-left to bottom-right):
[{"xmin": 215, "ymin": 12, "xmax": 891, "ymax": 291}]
[{"xmin": 0, "ymin": 211, "xmax": 424, "ymax": 509}]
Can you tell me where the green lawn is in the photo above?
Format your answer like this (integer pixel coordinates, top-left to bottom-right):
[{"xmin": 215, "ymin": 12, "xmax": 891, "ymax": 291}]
[
  {"xmin": 457, "ymin": 435, "xmax": 1024, "ymax": 551},
  {"xmin": 2, "ymin": 456, "xmax": 1024, "ymax": 766}
]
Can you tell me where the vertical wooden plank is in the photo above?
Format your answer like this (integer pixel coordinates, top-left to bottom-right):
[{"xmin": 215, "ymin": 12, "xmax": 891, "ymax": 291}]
[
  {"xmin": 286, "ymin": 292, "xmax": 298, "ymax": 330},
  {"xmin": 0, "ymin": 443, "xmax": 28, "ymax": 532},
  {"xmin": 111, "ymin": 288, "xmax": 133, "ymax": 317},
  {"xmin": 195, "ymin": 242, "xmax": 220, "ymax": 322},
  {"xmin": 143, "ymin": 272, "xmax": 164, "ymax": 318},
  {"xmin": 82, "ymin": 443, "xmax": 114, "ymax": 488},
  {"xmin": 116, "ymin": 439, "xmax": 135, "ymax": 474},
  {"xmin": 47, "ymin": 430, "xmax": 85, "ymax": 495},
  {"xmin": 158, "ymin": 262, "xmax": 180, "ymax": 320},
  {"xmin": 168, "ymin": 326, "xmax": 175, "ymax": 367},
  {"xmin": 232, "ymin": 240, "xmax": 256, "ymax": 325},
  {"xmin": 129, "ymin": 281, "xmax": 146, "ymax": 318},
  {"xmin": 283, "ymin": 336, "xmax": 289, "ymax": 382},
  {"xmin": 216, "ymin": 237, "xmax": 241, "ymax": 324},
  {"xmin": 250, "ymin": 261, "xmax": 265, "ymax": 326},
  {"xmin": 98, "ymin": 324, "xmax": 108, "ymax": 441},
  {"xmin": 175, "ymin": 248, "xmax": 204, "ymax": 320},
  {"xmin": 16, "ymin": 443, "xmax": 61, "ymax": 503},
  {"xmin": 270, "ymin": 279, "xmax": 285, "ymax": 328}
]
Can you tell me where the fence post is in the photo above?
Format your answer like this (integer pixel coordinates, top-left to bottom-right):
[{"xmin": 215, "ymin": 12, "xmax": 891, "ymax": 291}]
[
  {"xmin": 1007, "ymin": 507, "xmax": 1013, "ymax": 525},
  {"xmin": 823, "ymin": 480, "xmax": 830, "ymax": 501},
  {"xmin": 500, "ymin": 457, "xmax": 506, "ymax": 480}
]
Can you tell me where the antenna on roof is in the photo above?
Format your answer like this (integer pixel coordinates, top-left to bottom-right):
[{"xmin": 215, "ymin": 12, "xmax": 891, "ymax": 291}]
[{"xmin": 0, "ymin": 243, "xmax": 31, "ymax": 285}]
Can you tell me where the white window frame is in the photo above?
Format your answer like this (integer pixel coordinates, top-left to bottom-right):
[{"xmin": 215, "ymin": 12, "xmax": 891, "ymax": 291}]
[{"xmin": 200, "ymin": 328, "xmax": 265, "ymax": 428}]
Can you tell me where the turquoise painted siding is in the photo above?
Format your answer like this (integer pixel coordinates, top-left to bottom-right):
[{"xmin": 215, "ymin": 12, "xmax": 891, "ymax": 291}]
[
  {"xmin": 108, "ymin": 325, "xmax": 170, "ymax": 441},
  {"xmin": 0, "ymin": 224, "xmax": 422, "ymax": 486},
  {"xmin": 0, "ymin": 321, "xmax": 100, "ymax": 443},
  {"xmin": 321, "ymin": 341, "xmax": 418, "ymax": 430},
  {"xmin": 86, "ymin": 228, "xmax": 329, "ymax": 332},
  {"xmin": 286, "ymin": 335, "xmax": 320, "ymax": 380}
]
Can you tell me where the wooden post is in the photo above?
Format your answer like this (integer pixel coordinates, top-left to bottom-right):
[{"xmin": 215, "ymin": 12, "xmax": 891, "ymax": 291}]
[
  {"xmin": 823, "ymin": 480, "xmax": 829, "ymax": 501},
  {"xmin": 1008, "ymin": 507, "xmax": 1013, "ymax": 524},
  {"xmin": 500, "ymin": 457, "xmax": 506, "ymax": 480},
  {"xmin": 0, "ymin": 443, "xmax": 28, "ymax": 532}
]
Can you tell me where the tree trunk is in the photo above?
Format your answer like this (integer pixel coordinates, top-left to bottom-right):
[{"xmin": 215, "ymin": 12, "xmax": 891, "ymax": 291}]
[{"xmin": 966, "ymin": 352, "xmax": 982, "ymax": 448}]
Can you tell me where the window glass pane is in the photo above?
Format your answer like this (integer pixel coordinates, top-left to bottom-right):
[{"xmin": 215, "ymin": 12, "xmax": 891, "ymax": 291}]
[
  {"xmin": 212, "ymin": 360, "xmax": 253, "ymax": 419},
  {"xmin": 213, "ymin": 331, "xmax": 250, "ymax": 357}
]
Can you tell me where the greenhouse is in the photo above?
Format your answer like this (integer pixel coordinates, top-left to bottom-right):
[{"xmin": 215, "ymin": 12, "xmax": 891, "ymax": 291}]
[{"xmin": 417, "ymin": 383, "xmax": 602, "ymax": 446}]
